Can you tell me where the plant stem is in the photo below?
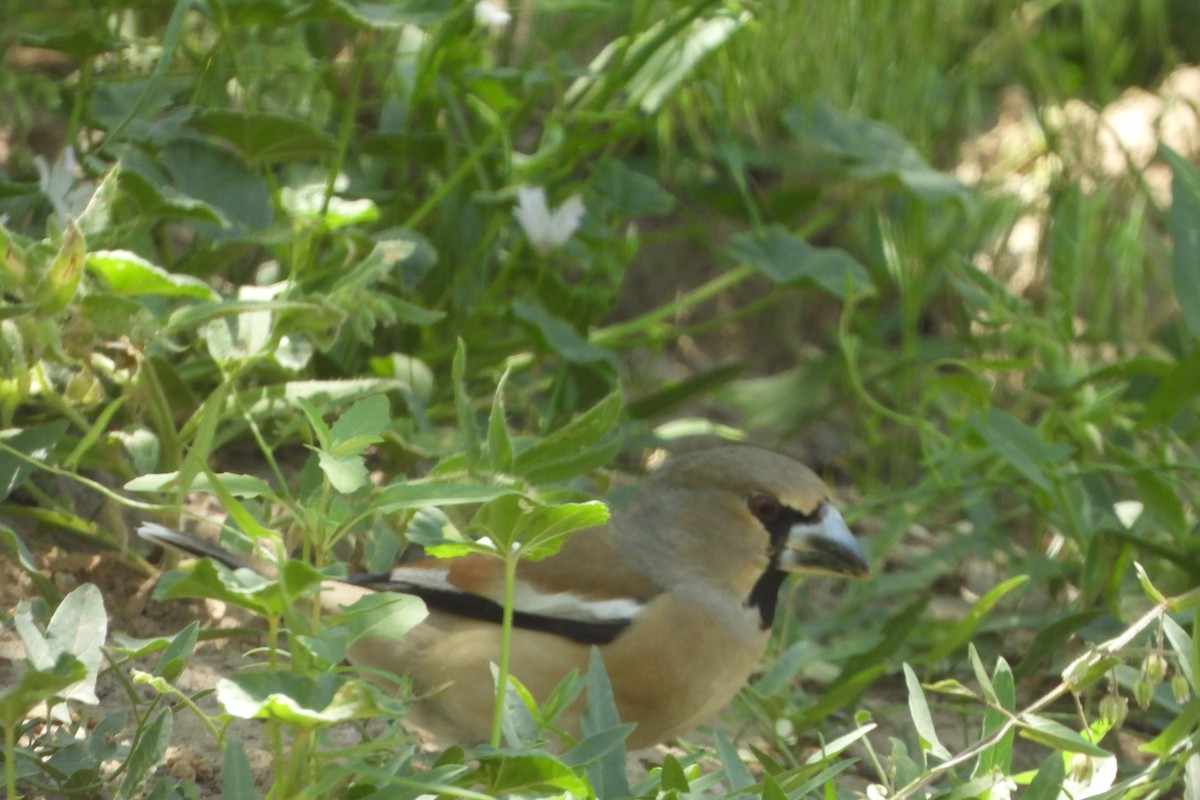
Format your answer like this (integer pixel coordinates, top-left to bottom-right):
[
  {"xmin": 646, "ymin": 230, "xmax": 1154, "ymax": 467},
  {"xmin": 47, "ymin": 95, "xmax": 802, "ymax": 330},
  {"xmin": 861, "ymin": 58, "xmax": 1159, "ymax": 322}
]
[{"xmin": 490, "ymin": 552, "xmax": 520, "ymax": 747}]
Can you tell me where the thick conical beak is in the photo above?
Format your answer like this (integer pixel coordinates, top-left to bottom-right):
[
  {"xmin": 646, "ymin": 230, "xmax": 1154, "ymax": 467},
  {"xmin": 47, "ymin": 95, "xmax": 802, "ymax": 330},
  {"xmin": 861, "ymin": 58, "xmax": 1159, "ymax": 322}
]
[{"xmin": 778, "ymin": 505, "xmax": 869, "ymax": 577}]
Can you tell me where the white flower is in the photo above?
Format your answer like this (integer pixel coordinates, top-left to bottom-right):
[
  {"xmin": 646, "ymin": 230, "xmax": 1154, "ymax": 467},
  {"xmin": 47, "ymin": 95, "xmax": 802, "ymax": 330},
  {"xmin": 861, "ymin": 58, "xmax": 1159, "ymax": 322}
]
[
  {"xmin": 513, "ymin": 186, "xmax": 585, "ymax": 255},
  {"xmin": 474, "ymin": 0, "xmax": 512, "ymax": 30}
]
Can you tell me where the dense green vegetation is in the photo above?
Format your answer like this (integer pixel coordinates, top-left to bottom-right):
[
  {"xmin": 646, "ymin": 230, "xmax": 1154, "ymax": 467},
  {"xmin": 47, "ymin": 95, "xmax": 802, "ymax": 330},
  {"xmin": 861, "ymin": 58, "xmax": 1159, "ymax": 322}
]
[{"xmin": 3, "ymin": 0, "xmax": 1200, "ymax": 797}]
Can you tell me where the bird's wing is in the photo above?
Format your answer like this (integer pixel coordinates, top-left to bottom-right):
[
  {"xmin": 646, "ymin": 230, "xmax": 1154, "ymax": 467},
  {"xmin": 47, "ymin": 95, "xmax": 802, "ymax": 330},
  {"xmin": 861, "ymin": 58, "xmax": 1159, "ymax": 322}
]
[{"xmin": 347, "ymin": 531, "xmax": 661, "ymax": 646}]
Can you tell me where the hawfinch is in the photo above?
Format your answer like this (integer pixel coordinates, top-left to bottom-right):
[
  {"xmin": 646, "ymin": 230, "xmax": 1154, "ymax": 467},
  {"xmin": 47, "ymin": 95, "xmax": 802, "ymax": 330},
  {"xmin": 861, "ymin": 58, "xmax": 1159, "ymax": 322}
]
[{"xmin": 140, "ymin": 446, "xmax": 868, "ymax": 748}]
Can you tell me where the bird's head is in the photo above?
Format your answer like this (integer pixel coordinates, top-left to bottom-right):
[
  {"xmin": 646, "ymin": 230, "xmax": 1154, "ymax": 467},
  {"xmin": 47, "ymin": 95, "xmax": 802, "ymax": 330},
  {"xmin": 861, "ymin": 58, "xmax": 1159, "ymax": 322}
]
[{"xmin": 625, "ymin": 446, "xmax": 869, "ymax": 627}]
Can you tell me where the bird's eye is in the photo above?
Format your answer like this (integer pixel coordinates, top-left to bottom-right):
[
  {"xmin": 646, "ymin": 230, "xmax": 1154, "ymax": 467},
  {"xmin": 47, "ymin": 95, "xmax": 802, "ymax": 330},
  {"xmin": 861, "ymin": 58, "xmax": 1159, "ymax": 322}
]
[{"xmin": 748, "ymin": 494, "xmax": 780, "ymax": 523}]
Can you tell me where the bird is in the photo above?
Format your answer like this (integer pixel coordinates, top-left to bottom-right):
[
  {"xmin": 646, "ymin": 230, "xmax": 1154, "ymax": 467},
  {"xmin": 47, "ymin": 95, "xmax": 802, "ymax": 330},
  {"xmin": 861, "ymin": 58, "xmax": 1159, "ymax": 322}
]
[{"xmin": 139, "ymin": 445, "xmax": 869, "ymax": 748}]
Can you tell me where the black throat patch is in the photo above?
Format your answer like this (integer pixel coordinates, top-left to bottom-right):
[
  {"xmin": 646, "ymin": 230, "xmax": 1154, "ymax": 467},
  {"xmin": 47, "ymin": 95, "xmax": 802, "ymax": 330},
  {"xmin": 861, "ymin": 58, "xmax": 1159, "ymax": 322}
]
[{"xmin": 745, "ymin": 505, "xmax": 821, "ymax": 629}]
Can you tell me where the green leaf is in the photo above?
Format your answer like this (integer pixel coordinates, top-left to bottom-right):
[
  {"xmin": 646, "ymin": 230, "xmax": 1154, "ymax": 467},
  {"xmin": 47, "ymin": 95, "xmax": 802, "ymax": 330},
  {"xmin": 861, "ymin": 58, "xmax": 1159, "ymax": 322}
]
[
  {"xmin": 580, "ymin": 648, "xmax": 633, "ymax": 798},
  {"xmin": 154, "ymin": 557, "xmax": 321, "ymax": 617},
  {"xmin": 453, "ymin": 338, "xmax": 481, "ymax": 470},
  {"xmin": 512, "ymin": 299, "xmax": 619, "ymax": 368},
  {"xmin": 0, "ymin": 524, "xmax": 59, "ymax": 602},
  {"xmin": 974, "ymin": 657, "xmax": 1015, "ymax": 778},
  {"xmin": 1026, "ymin": 753, "xmax": 1067, "ymax": 800},
  {"xmin": 86, "ymin": 250, "xmax": 216, "ymax": 298},
  {"xmin": 784, "ymin": 99, "xmax": 967, "ymax": 202},
  {"xmin": 1163, "ymin": 614, "xmax": 1196, "ymax": 692},
  {"xmin": 476, "ymin": 750, "xmax": 588, "ymax": 795},
  {"xmin": 152, "ymin": 622, "xmax": 199, "ymax": 682},
  {"xmin": 45, "ymin": 584, "xmax": 107, "ymax": 706},
  {"xmin": 0, "ymin": 652, "xmax": 87, "ymax": 727},
  {"xmin": 335, "ymin": 591, "xmax": 428, "ymax": 646},
  {"xmin": 1164, "ymin": 145, "xmax": 1200, "ymax": 341},
  {"xmin": 726, "ymin": 223, "xmax": 870, "ymax": 297},
  {"xmin": 969, "ymin": 408, "xmax": 1072, "ymax": 492},
  {"xmin": 216, "ymin": 673, "xmax": 381, "ymax": 728},
  {"xmin": 0, "ymin": 420, "xmax": 69, "ymax": 501},
  {"xmin": 922, "ymin": 575, "xmax": 1029, "ymax": 664},
  {"xmin": 33, "ymin": 219, "xmax": 84, "ymax": 312},
  {"xmin": 624, "ymin": 11, "xmax": 750, "ymax": 114},
  {"xmin": 590, "ymin": 160, "xmax": 676, "ymax": 216},
  {"xmin": 117, "ymin": 708, "xmax": 173, "ymax": 800},
  {"xmin": 904, "ymin": 663, "xmax": 951, "ymax": 759},
  {"xmin": 713, "ymin": 729, "xmax": 754, "ymax": 792},
  {"xmin": 314, "ymin": 449, "xmax": 369, "ymax": 493},
  {"xmin": 1137, "ymin": 346, "xmax": 1200, "ymax": 429},
  {"xmin": 221, "ymin": 739, "xmax": 260, "ymax": 800},
  {"xmin": 189, "ymin": 109, "xmax": 338, "ymax": 164},
  {"xmin": 1019, "ymin": 714, "xmax": 1110, "ymax": 756},
  {"xmin": 373, "ymin": 482, "xmax": 519, "ymax": 513},
  {"xmin": 512, "ymin": 391, "xmax": 622, "ymax": 481},
  {"xmin": 1139, "ymin": 695, "xmax": 1200, "ymax": 757},
  {"xmin": 469, "ymin": 496, "xmax": 609, "ymax": 560},
  {"xmin": 487, "ymin": 368, "xmax": 513, "ymax": 472},
  {"xmin": 162, "ymin": 138, "xmax": 273, "ymax": 235},
  {"xmin": 628, "ymin": 362, "xmax": 745, "ymax": 419}
]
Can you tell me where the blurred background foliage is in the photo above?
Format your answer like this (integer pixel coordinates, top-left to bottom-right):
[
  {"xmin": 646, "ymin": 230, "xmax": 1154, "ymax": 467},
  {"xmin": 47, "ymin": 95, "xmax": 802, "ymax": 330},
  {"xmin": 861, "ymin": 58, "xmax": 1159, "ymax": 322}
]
[{"xmin": 3, "ymin": 0, "xmax": 1200, "ymax": 797}]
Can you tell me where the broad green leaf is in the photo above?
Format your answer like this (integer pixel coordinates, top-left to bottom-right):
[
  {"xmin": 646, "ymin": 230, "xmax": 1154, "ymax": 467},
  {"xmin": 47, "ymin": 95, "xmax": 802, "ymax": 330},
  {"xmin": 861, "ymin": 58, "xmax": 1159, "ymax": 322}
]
[
  {"xmin": 0, "ymin": 525, "xmax": 58, "ymax": 602},
  {"xmin": 475, "ymin": 750, "xmax": 588, "ymax": 796},
  {"xmin": 0, "ymin": 421, "xmax": 74, "ymax": 500},
  {"xmin": 87, "ymin": 250, "xmax": 216, "ymax": 299},
  {"xmin": 590, "ymin": 160, "xmax": 676, "ymax": 216},
  {"xmin": 512, "ymin": 299, "xmax": 619, "ymax": 368},
  {"xmin": 784, "ymin": 99, "xmax": 967, "ymax": 202},
  {"xmin": 154, "ymin": 557, "xmax": 321, "ymax": 616},
  {"xmin": 904, "ymin": 664, "xmax": 951, "ymax": 759},
  {"xmin": 1164, "ymin": 145, "xmax": 1200, "ymax": 341},
  {"xmin": 46, "ymin": 584, "xmax": 107, "ymax": 706},
  {"xmin": 0, "ymin": 652, "xmax": 87, "ymax": 727},
  {"xmin": 162, "ymin": 138, "xmax": 273, "ymax": 235},
  {"xmin": 189, "ymin": 109, "xmax": 338, "ymax": 163},
  {"xmin": 218, "ymin": 674, "xmax": 396, "ymax": 729},
  {"xmin": 329, "ymin": 394, "xmax": 389, "ymax": 453},
  {"xmin": 314, "ymin": 449, "xmax": 370, "ymax": 493},
  {"xmin": 335, "ymin": 591, "xmax": 428, "ymax": 645},
  {"xmin": 727, "ymin": 223, "xmax": 870, "ymax": 297},
  {"xmin": 152, "ymin": 622, "xmax": 199, "ymax": 682},
  {"xmin": 512, "ymin": 391, "xmax": 622, "ymax": 479}
]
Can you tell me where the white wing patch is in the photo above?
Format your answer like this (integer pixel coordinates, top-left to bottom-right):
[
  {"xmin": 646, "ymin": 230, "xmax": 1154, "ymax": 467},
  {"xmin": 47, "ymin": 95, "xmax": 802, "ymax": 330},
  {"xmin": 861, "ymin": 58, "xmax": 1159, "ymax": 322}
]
[{"xmin": 386, "ymin": 566, "xmax": 643, "ymax": 624}]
